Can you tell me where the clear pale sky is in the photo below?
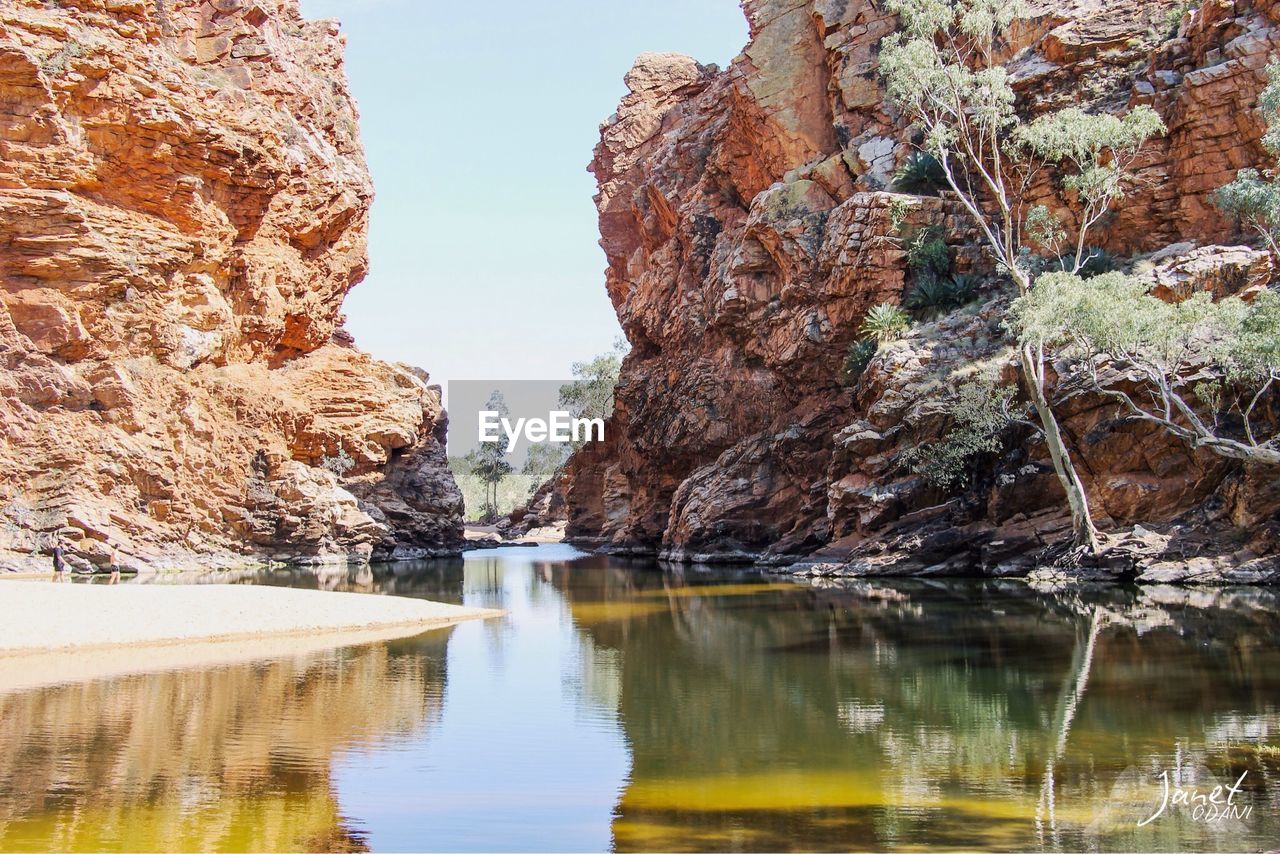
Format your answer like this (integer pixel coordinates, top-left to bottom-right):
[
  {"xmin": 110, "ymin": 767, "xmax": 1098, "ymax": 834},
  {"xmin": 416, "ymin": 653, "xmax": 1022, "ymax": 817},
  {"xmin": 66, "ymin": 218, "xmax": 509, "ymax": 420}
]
[{"xmin": 296, "ymin": 0, "xmax": 749, "ymax": 386}]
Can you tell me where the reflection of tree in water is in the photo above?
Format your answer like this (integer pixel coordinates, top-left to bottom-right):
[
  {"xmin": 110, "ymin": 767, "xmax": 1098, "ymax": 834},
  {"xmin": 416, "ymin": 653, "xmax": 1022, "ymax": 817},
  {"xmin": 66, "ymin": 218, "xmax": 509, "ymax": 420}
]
[
  {"xmin": 0, "ymin": 630, "xmax": 453, "ymax": 851},
  {"xmin": 546, "ymin": 566, "xmax": 1280, "ymax": 851}
]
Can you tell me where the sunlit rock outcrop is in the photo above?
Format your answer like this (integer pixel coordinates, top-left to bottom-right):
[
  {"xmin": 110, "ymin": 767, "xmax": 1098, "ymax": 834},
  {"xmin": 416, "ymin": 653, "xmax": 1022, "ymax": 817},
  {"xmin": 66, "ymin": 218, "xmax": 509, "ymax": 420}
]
[
  {"xmin": 566, "ymin": 0, "xmax": 1280, "ymax": 578},
  {"xmin": 0, "ymin": 0, "xmax": 463, "ymax": 570}
]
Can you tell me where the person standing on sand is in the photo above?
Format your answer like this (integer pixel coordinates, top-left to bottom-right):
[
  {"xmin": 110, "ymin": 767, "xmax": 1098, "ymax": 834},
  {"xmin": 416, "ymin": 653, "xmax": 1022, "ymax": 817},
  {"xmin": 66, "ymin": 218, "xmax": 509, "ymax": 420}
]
[
  {"xmin": 51, "ymin": 537, "xmax": 65, "ymax": 580},
  {"xmin": 108, "ymin": 543, "xmax": 121, "ymax": 583}
]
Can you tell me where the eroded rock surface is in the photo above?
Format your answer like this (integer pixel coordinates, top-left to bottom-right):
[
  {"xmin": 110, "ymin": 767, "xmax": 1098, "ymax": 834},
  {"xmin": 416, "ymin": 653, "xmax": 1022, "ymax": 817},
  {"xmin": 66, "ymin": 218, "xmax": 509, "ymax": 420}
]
[
  {"xmin": 0, "ymin": 0, "xmax": 462, "ymax": 571},
  {"xmin": 565, "ymin": 0, "xmax": 1280, "ymax": 580}
]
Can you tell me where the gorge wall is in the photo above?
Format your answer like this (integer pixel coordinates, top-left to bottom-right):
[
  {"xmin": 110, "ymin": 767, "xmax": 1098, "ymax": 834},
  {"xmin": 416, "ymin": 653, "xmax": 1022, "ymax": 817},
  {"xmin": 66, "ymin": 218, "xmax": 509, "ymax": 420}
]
[
  {"xmin": 0, "ymin": 0, "xmax": 463, "ymax": 571},
  {"xmin": 565, "ymin": 0, "xmax": 1280, "ymax": 581}
]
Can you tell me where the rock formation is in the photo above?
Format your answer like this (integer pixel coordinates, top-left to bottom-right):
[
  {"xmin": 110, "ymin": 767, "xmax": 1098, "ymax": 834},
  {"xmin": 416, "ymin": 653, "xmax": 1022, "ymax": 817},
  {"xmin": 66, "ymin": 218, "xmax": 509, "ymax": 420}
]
[
  {"xmin": 0, "ymin": 0, "xmax": 463, "ymax": 571},
  {"xmin": 499, "ymin": 470, "xmax": 569, "ymax": 539},
  {"xmin": 566, "ymin": 0, "xmax": 1280, "ymax": 581}
]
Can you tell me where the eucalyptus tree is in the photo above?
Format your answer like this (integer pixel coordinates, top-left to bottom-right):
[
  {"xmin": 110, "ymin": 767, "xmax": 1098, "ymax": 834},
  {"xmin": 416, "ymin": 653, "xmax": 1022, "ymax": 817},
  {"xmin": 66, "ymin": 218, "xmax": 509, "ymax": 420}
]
[
  {"xmin": 1010, "ymin": 273, "xmax": 1280, "ymax": 466},
  {"xmin": 467, "ymin": 390, "xmax": 515, "ymax": 518},
  {"xmin": 879, "ymin": 0, "xmax": 1166, "ymax": 549}
]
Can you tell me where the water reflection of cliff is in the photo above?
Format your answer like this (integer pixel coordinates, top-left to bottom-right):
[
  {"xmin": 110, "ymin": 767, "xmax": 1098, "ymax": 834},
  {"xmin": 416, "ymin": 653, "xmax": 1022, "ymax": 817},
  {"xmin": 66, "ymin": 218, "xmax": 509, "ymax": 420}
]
[
  {"xmin": 548, "ymin": 564, "xmax": 1280, "ymax": 852},
  {"xmin": 0, "ymin": 629, "xmax": 453, "ymax": 852}
]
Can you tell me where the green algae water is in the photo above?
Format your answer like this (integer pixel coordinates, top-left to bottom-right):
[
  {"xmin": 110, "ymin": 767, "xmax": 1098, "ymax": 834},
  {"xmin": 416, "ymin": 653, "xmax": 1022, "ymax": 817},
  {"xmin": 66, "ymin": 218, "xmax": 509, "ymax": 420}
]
[{"xmin": 1, "ymin": 544, "xmax": 1279, "ymax": 851}]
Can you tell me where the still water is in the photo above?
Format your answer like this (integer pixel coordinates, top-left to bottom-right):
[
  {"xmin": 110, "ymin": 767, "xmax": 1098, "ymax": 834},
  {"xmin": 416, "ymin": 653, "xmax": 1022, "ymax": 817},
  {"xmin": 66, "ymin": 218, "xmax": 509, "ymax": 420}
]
[{"xmin": 1, "ymin": 544, "xmax": 1279, "ymax": 851}]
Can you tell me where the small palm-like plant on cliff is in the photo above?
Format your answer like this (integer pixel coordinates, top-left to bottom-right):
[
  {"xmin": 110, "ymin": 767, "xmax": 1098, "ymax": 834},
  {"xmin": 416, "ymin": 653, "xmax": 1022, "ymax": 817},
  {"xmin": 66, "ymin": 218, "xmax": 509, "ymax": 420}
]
[
  {"xmin": 860, "ymin": 303, "xmax": 911, "ymax": 343},
  {"xmin": 905, "ymin": 273, "xmax": 980, "ymax": 319},
  {"xmin": 892, "ymin": 152, "xmax": 948, "ymax": 196},
  {"xmin": 840, "ymin": 339, "xmax": 880, "ymax": 385}
]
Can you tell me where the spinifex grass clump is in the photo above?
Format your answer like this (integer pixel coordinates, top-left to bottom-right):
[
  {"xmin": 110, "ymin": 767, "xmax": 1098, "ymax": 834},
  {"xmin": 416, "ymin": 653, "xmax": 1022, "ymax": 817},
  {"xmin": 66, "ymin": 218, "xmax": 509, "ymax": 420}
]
[
  {"xmin": 905, "ymin": 273, "xmax": 980, "ymax": 319},
  {"xmin": 841, "ymin": 304, "xmax": 912, "ymax": 386},
  {"xmin": 860, "ymin": 303, "xmax": 911, "ymax": 343}
]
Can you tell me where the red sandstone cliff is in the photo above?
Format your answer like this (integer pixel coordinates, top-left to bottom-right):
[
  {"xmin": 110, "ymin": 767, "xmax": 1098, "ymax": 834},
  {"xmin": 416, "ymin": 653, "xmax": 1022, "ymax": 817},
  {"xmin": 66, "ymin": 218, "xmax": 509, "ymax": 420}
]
[
  {"xmin": 566, "ymin": 0, "xmax": 1280, "ymax": 581},
  {"xmin": 0, "ymin": 0, "xmax": 462, "ymax": 571}
]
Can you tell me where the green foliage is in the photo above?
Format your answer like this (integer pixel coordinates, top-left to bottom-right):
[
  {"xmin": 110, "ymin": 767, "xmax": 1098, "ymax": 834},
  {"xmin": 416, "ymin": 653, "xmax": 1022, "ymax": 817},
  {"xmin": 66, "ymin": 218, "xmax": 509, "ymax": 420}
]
[
  {"xmin": 522, "ymin": 441, "xmax": 568, "ymax": 489},
  {"xmin": 905, "ymin": 230, "xmax": 952, "ymax": 278},
  {"xmin": 1009, "ymin": 272, "xmax": 1280, "ymax": 461},
  {"xmin": 841, "ymin": 339, "xmax": 879, "ymax": 385},
  {"xmin": 879, "ymin": 0, "xmax": 1165, "ymax": 288},
  {"xmin": 1017, "ymin": 106, "xmax": 1165, "ymax": 270},
  {"xmin": 902, "ymin": 373, "xmax": 1014, "ymax": 489},
  {"xmin": 40, "ymin": 40, "xmax": 83, "ymax": 76},
  {"xmin": 904, "ymin": 273, "xmax": 980, "ymax": 319},
  {"xmin": 559, "ymin": 338, "xmax": 627, "ymax": 439},
  {"xmin": 1165, "ymin": 1, "xmax": 1199, "ymax": 37},
  {"xmin": 946, "ymin": 272, "xmax": 979, "ymax": 304},
  {"xmin": 1018, "ymin": 107, "xmax": 1166, "ymax": 171},
  {"xmin": 1043, "ymin": 247, "xmax": 1118, "ymax": 279},
  {"xmin": 888, "ymin": 197, "xmax": 913, "ymax": 234},
  {"xmin": 892, "ymin": 152, "xmax": 948, "ymax": 195},
  {"xmin": 860, "ymin": 303, "xmax": 911, "ymax": 343},
  {"xmin": 449, "ymin": 457, "xmax": 538, "ymax": 522},
  {"xmin": 879, "ymin": 0, "xmax": 1167, "ymax": 546},
  {"xmin": 1025, "ymin": 205, "xmax": 1066, "ymax": 252},
  {"xmin": 1215, "ymin": 167, "xmax": 1280, "ymax": 251}
]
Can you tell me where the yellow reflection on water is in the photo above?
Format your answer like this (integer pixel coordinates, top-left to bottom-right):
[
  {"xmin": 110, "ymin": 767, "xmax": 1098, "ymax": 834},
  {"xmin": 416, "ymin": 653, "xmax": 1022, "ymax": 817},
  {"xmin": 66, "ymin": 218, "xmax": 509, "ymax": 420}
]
[
  {"xmin": 620, "ymin": 770, "xmax": 1094, "ymax": 821},
  {"xmin": 566, "ymin": 600, "xmax": 673, "ymax": 624},
  {"xmin": 631, "ymin": 583, "xmax": 810, "ymax": 599},
  {"xmin": 0, "ymin": 632, "xmax": 451, "ymax": 852},
  {"xmin": 1, "ymin": 789, "xmax": 360, "ymax": 853}
]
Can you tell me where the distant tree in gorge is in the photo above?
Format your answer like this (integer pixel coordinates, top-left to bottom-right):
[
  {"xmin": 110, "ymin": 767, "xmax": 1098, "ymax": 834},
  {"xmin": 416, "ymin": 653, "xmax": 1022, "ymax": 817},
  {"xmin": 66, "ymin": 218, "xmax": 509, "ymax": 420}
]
[
  {"xmin": 467, "ymin": 390, "xmax": 514, "ymax": 521},
  {"xmin": 522, "ymin": 441, "xmax": 569, "ymax": 493},
  {"xmin": 558, "ymin": 338, "xmax": 628, "ymax": 447},
  {"xmin": 879, "ymin": 0, "xmax": 1166, "ymax": 551}
]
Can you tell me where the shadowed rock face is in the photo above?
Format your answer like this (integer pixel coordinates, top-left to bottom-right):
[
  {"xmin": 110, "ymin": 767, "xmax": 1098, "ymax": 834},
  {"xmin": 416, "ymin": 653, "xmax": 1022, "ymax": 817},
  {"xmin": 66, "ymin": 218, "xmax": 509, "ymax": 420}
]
[
  {"xmin": 566, "ymin": 0, "xmax": 1280, "ymax": 578},
  {"xmin": 0, "ymin": 0, "xmax": 462, "ymax": 570}
]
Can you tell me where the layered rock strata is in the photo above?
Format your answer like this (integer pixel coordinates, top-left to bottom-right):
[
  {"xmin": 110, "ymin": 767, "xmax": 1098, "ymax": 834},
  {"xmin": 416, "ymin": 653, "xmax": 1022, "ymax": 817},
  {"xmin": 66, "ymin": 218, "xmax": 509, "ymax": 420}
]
[
  {"xmin": 0, "ymin": 0, "xmax": 463, "ymax": 571},
  {"xmin": 565, "ymin": 0, "xmax": 1280, "ymax": 580}
]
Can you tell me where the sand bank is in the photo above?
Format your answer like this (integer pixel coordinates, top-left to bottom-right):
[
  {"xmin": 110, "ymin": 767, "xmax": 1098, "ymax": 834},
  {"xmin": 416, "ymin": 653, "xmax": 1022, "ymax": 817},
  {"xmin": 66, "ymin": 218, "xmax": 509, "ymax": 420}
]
[{"xmin": 0, "ymin": 582, "xmax": 500, "ymax": 659}]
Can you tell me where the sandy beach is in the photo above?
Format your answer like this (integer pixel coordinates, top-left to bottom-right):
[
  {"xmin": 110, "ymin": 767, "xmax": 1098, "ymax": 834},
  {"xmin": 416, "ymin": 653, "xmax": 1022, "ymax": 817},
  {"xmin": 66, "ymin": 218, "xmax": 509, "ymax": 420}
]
[{"xmin": 0, "ymin": 582, "xmax": 501, "ymax": 657}]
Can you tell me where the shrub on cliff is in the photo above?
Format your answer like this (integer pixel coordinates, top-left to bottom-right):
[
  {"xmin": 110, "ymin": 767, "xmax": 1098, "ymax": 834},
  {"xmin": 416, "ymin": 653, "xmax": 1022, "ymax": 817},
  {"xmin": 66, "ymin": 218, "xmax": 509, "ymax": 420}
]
[
  {"xmin": 903, "ymin": 372, "xmax": 1015, "ymax": 489},
  {"xmin": 841, "ymin": 304, "xmax": 911, "ymax": 386},
  {"xmin": 320, "ymin": 448, "xmax": 355, "ymax": 478},
  {"xmin": 1010, "ymin": 272, "xmax": 1280, "ymax": 466},
  {"xmin": 880, "ymin": 0, "xmax": 1166, "ymax": 550},
  {"xmin": 904, "ymin": 225, "xmax": 952, "ymax": 279}
]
